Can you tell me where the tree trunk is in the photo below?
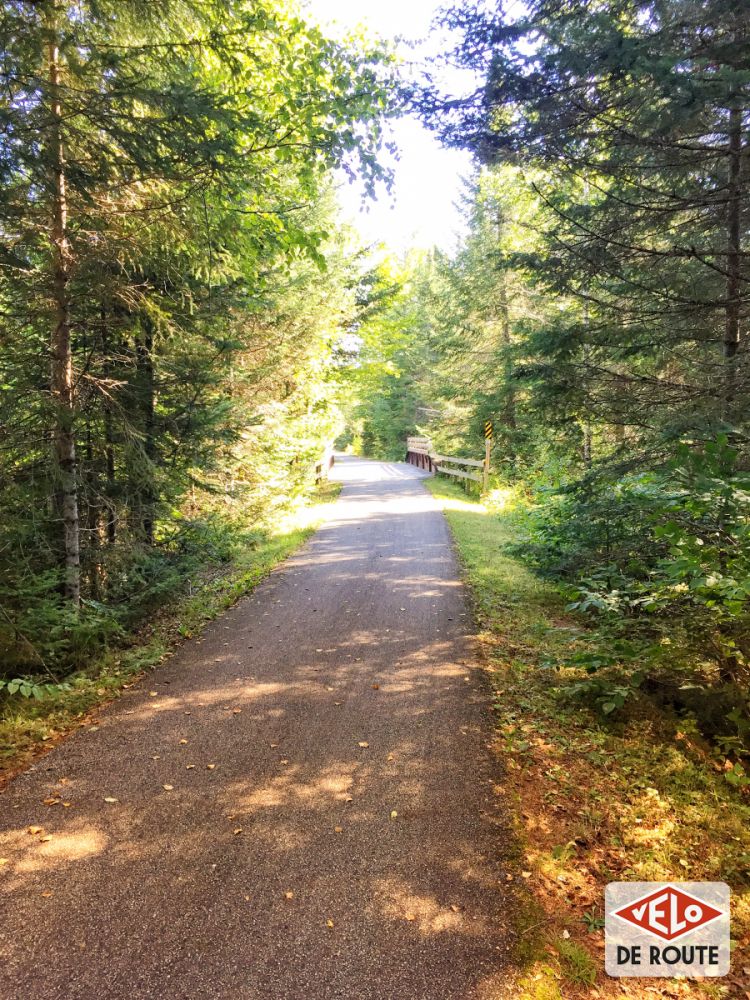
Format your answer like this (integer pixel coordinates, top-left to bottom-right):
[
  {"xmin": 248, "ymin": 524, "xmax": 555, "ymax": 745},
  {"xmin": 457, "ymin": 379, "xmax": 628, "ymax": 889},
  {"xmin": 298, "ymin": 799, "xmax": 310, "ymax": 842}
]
[
  {"xmin": 718, "ymin": 99, "xmax": 744, "ymax": 684},
  {"xmin": 47, "ymin": 6, "xmax": 80, "ymax": 606},
  {"xmin": 85, "ymin": 418, "xmax": 101, "ymax": 599},
  {"xmin": 102, "ymin": 305, "xmax": 117, "ymax": 546},
  {"xmin": 136, "ymin": 315, "xmax": 156, "ymax": 545},
  {"xmin": 495, "ymin": 209, "xmax": 517, "ymax": 449},
  {"xmin": 723, "ymin": 101, "xmax": 742, "ymax": 423},
  {"xmin": 582, "ymin": 422, "xmax": 593, "ymax": 467},
  {"xmin": 581, "ymin": 297, "xmax": 593, "ymax": 467},
  {"xmin": 498, "ymin": 271, "xmax": 517, "ymax": 435}
]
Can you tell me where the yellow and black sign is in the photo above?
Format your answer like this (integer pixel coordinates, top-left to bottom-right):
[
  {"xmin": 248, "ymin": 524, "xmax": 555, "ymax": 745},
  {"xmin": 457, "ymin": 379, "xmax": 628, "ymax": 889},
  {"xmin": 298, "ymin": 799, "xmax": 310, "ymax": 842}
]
[{"xmin": 484, "ymin": 419, "xmax": 494, "ymax": 440}]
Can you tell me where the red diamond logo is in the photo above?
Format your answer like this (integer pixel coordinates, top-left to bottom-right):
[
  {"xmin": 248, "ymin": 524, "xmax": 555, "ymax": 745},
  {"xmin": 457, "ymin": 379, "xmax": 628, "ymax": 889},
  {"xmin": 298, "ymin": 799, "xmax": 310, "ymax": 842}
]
[{"xmin": 612, "ymin": 885, "xmax": 724, "ymax": 941}]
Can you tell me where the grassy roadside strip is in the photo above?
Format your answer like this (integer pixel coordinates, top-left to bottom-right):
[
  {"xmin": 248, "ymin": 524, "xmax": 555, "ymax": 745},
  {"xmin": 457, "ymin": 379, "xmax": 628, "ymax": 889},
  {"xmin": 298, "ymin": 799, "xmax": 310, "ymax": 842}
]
[
  {"xmin": 425, "ymin": 476, "xmax": 750, "ymax": 1000},
  {"xmin": 0, "ymin": 482, "xmax": 341, "ymax": 783}
]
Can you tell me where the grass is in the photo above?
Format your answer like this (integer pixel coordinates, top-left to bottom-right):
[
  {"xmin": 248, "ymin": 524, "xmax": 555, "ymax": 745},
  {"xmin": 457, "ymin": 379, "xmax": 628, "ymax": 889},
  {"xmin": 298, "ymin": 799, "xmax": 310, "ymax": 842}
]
[
  {"xmin": 426, "ymin": 476, "xmax": 750, "ymax": 999},
  {"xmin": 0, "ymin": 482, "xmax": 341, "ymax": 782}
]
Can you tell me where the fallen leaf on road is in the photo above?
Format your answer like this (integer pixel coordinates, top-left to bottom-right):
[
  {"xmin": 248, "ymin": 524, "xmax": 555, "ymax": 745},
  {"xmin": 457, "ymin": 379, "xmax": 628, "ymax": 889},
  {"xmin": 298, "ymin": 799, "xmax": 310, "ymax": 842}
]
[
  {"xmin": 326, "ymin": 919, "xmax": 334, "ymax": 928},
  {"xmin": 334, "ymin": 826, "xmax": 343, "ymax": 833},
  {"xmin": 233, "ymin": 828, "xmax": 243, "ymax": 836},
  {"xmin": 390, "ymin": 810, "xmax": 398, "ymax": 819},
  {"xmin": 270, "ymin": 743, "xmax": 279, "ymax": 748},
  {"xmin": 152, "ymin": 755, "xmax": 160, "ymax": 760},
  {"xmin": 358, "ymin": 742, "xmax": 369, "ymax": 749},
  {"xmin": 43, "ymin": 798, "xmax": 60, "ymax": 806},
  {"xmin": 179, "ymin": 739, "xmax": 188, "ymax": 745},
  {"xmin": 284, "ymin": 891, "xmax": 294, "ymax": 900},
  {"xmin": 62, "ymin": 802, "xmax": 71, "ymax": 807},
  {"xmin": 206, "ymin": 764, "xmax": 216, "ymax": 770},
  {"xmin": 405, "ymin": 913, "xmax": 416, "ymax": 921},
  {"xmin": 41, "ymin": 891, "xmax": 53, "ymax": 898},
  {"xmin": 280, "ymin": 759, "xmax": 289, "ymax": 765},
  {"xmin": 450, "ymin": 905, "xmax": 460, "ymax": 913},
  {"xmin": 232, "ymin": 709, "xmax": 241, "ymax": 715},
  {"xmin": 103, "ymin": 798, "xmax": 118, "ymax": 804},
  {"xmin": 387, "ymin": 754, "xmax": 394, "ymax": 762},
  {"xmin": 149, "ymin": 691, "xmax": 158, "ymax": 697},
  {"xmin": 162, "ymin": 785, "xmax": 174, "ymax": 791},
  {"xmin": 345, "ymin": 796, "xmax": 353, "ymax": 804},
  {"xmin": 372, "ymin": 683, "xmax": 379, "ymax": 690},
  {"xmin": 186, "ymin": 765, "xmax": 196, "ymax": 770},
  {"xmin": 39, "ymin": 835, "xmax": 52, "ymax": 843}
]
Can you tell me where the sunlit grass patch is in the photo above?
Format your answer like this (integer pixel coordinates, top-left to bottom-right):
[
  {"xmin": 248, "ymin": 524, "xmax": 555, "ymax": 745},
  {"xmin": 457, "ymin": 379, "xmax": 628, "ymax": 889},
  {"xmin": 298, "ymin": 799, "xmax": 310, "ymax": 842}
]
[{"xmin": 426, "ymin": 475, "xmax": 750, "ymax": 998}]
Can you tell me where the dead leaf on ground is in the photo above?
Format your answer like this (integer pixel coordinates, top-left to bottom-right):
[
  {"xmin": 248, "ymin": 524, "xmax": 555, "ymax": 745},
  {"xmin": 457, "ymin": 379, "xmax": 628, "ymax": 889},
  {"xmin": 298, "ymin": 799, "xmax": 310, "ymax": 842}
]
[
  {"xmin": 284, "ymin": 891, "xmax": 294, "ymax": 900},
  {"xmin": 358, "ymin": 742, "xmax": 369, "ymax": 749},
  {"xmin": 162, "ymin": 784, "xmax": 174, "ymax": 791},
  {"xmin": 206, "ymin": 764, "xmax": 216, "ymax": 770},
  {"xmin": 372, "ymin": 683, "xmax": 379, "ymax": 690},
  {"xmin": 149, "ymin": 691, "xmax": 158, "ymax": 697},
  {"xmin": 103, "ymin": 797, "xmax": 118, "ymax": 804},
  {"xmin": 41, "ymin": 891, "xmax": 53, "ymax": 898},
  {"xmin": 390, "ymin": 810, "xmax": 398, "ymax": 819},
  {"xmin": 334, "ymin": 826, "xmax": 343, "ymax": 833},
  {"xmin": 326, "ymin": 919, "xmax": 334, "ymax": 928},
  {"xmin": 233, "ymin": 828, "xmax": 243, "ymax": 836},
  {"xmin": 179, "ymin": 739, "xmax": 188, "ymax": 745},
  {"xmin": 39, "ymin": 835, "xmax": 52, "ymax": 843}
]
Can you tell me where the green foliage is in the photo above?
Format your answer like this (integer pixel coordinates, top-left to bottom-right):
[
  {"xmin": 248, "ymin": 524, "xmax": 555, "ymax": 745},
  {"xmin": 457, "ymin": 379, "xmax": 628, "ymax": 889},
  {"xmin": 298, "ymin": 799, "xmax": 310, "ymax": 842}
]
[
  {"xmin": 0, "ymin": 0, "xmax": 397, "ymax": 678},
  {"xmin": 0, "ymin": 678, "xmax": 71, "ymax": 701}
]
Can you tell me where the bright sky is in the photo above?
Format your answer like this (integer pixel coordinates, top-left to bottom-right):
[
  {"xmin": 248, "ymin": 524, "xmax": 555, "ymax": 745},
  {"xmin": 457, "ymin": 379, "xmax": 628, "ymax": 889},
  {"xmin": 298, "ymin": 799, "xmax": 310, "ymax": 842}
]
[{"xmin": 304, "ymin": 0, "xmax": 476, "ymax": 255}]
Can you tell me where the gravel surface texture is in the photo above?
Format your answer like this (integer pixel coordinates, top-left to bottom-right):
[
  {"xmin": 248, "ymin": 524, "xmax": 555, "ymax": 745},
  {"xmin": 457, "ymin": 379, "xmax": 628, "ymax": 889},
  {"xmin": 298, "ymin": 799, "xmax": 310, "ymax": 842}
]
[{"xmin": 0, "ymin": 457, "xmax": 512, "ymax": 999}]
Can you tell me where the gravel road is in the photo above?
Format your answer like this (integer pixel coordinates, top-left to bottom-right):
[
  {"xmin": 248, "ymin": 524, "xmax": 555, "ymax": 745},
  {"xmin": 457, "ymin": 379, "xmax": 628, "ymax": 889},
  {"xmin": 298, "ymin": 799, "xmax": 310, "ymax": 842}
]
[{"xmin": 0, "ymin": 457, "xmax": 512, "ymax": 1000}]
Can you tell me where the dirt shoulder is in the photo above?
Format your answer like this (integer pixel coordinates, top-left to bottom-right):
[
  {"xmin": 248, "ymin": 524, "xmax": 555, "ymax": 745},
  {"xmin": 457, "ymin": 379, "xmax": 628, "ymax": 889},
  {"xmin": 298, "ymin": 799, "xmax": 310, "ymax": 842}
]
[{"xmin": 426, "ymin": 477, "xmax": 750, "ymax": 1000}]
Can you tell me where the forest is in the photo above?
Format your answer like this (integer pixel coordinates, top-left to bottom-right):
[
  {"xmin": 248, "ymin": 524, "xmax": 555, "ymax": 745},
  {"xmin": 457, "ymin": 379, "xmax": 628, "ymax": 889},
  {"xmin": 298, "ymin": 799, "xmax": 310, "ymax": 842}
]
[
  {"xmin": 354, "ymin": 0, "xmax": 750, "ymax": 766},
  {"xmin": 1, "ymin": 0, "xmax": 749, "ymax": 994},
  {"xmin": 0, "ymin": 0, "xmax": 394, "ymax": 683},
  {"xmin": 2, "ymin": 0, "xmax": 749, "ymax": 841},
  {"xmin": 2, "ymin": 0, "xmax": 749, "ymax": 832}
]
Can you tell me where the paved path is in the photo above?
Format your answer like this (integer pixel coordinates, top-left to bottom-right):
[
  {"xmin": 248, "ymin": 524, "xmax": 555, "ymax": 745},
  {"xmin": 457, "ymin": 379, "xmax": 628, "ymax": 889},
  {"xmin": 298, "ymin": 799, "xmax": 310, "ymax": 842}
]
[{"xmin": 0, "ymin": 458, "xmax": 511, "ymax": 1000}]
